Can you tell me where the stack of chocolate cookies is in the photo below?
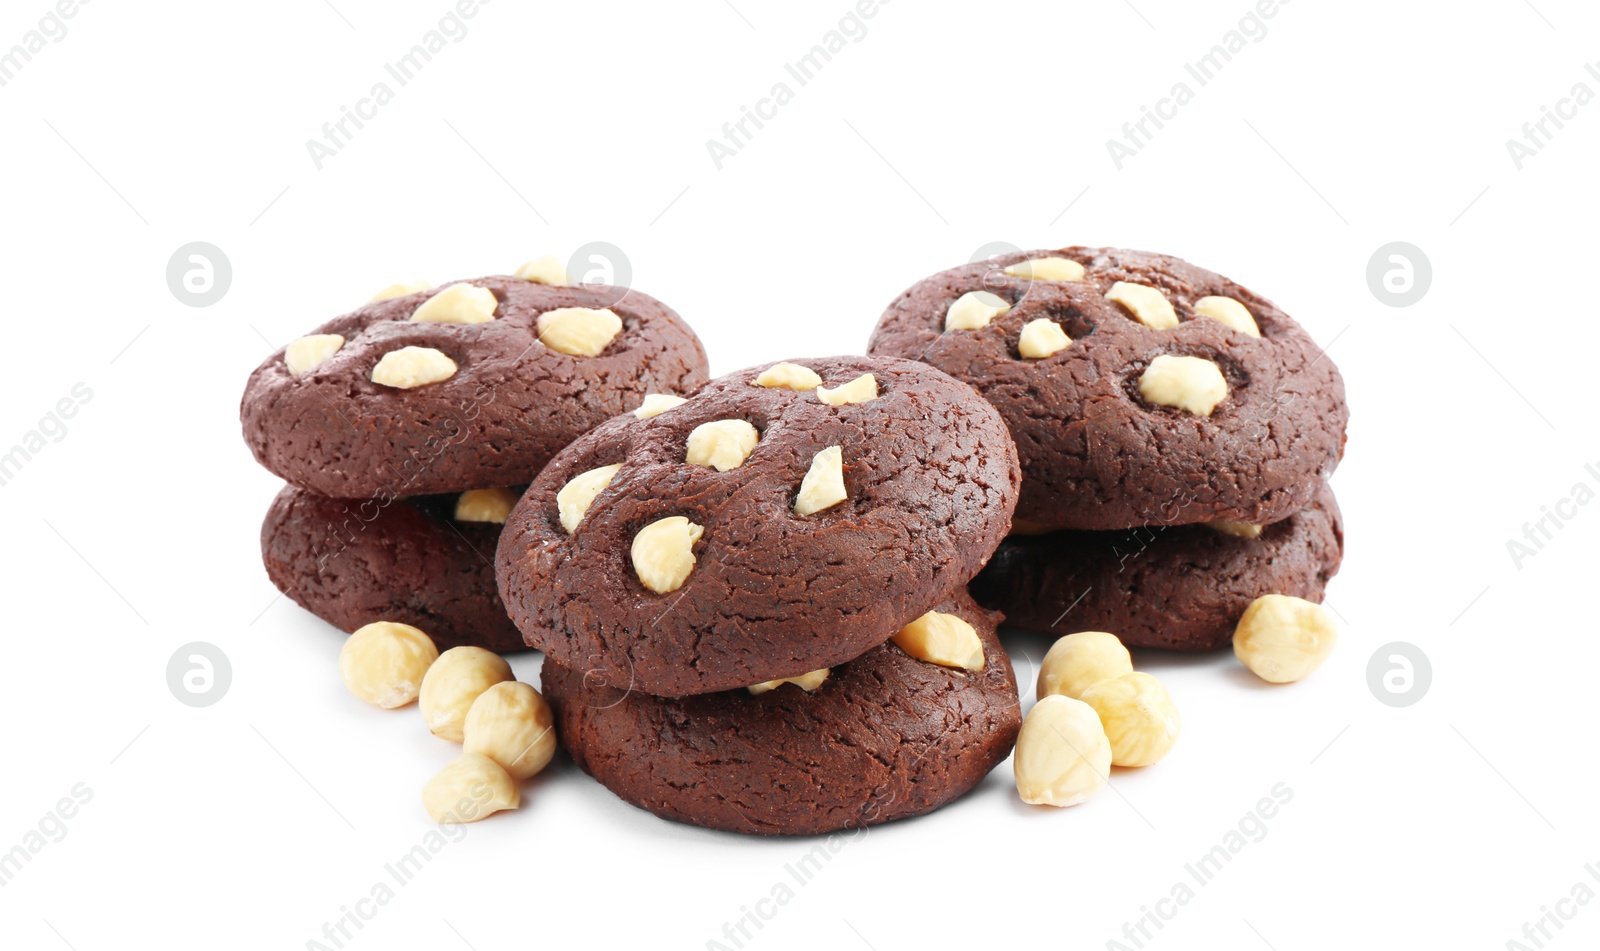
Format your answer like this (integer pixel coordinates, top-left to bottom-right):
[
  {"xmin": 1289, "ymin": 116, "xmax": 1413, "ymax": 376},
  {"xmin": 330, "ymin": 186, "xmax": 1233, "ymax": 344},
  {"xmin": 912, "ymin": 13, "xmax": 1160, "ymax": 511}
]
[
  {"xmin": 242, "ymin": 273, "xmax": 709, "ymax": 651},
  {"xmin": 868, "ymin": 247, "xmax": 1348, "ymax": 650},
  {"xmin": 494, "ymin": 356, "xmax": 1025, "ymax": 835}
]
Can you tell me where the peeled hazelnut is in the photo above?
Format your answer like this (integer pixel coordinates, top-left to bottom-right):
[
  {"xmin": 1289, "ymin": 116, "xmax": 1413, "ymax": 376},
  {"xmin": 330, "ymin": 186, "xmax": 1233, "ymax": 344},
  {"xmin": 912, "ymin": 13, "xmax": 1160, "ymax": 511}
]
[
  {"xmin": 754, "ymin": 362, "xmax": 823, "ymax": 390},
  {"xmin": 685, "ymin": 419, "xmax": 760, "ymax": 471},
  {"xmin": 463, "ymin": 681, "xmax": 557, "ymax": 781},
  {"xmin": 1038, "ymin": 631, "xmax": 1133, "ymax": 701},
  {"xmin": 1107, "ymin": 281, "xmax": 1178, "ymax": 330},
  {"xmin": 418, "ymin": 646, "xmax": 513, "ymax": 743},
  {"xmin": 945, "ymin": 290, "xmax": 1011, "ymax": 331},
  {"xmin": 1014, "ymin": 695, "xmax": 1113, "ymax": 807},
  {"xmin": 632, "ymin": 516, "xmax": 703, "ymax": 594},
  {"xmin": 455, "ymin": 487, "xmax": 518, "ymax": 524},
  {"xmin": 369, "ymin": 280, "xmax": 432, "ymax": 302},
  {"xmin": 747, "ymin": 668, "xmax": 830, "ymax": 695},
  {"xmin": 1207, "ymin": 519, "xmax": 1263, "ymax": 539},
  {"xmin": 1004, "ymin": 256, "xmax": 1086, "ymax": 282},
  {"xmin": 892, "ymin": 611, "xmax": 985, "ymax": 671},
  {"xmin": 816, "ymin": 373, "xmax": 878, "ymax": 406},
  {"xmin": 371, "ymin": 346, "xmax": 458, "ymax": 389},
  {"xmin": 1080, "ymin": 672, "xmax": 1181, "ymax": 768},
  {"xmin": 411, "ymin": 283, "xmax": 498, "ymax": 324},
  {"xmin": 794, "ymin": 446, "xmax": 847, "ymax": 516},
  {"xmin": 1018, "ymin": 318, "xmax": 1071, "ymax": 359},
  {"xmin": 1193, "ymin": 295, "xmax": 1261, "ymax": 337},
  {"xmin": 1233, "ymin": 594, "xmax": 1338, "ymax": 684},
  {"xmin": 285, "ymin": 334, "xmax": 345, "ymax": 377},
  {"xmin": 556, "ymin": 463, "xmax": 622, "ymax": 533},
  {"xmin": 1137, "ymin": 354, "xmax": 1228, "ymax": 416},
  {"xmin": 339, "ymin": 622, "xmax": 440, "ymax": 709},
  {"xmin": 538, "ymin": 307, "xmax": 622, "ymax": 357},
  {"xmin": 634, "ymin": 393, "xmax": 688, "ymax": 419},
  {"xmin": 514, "ymin": 255, "xmax": 568, "ymax": 285},
  {"xmin": 421, "ymin": 753, "xmax": 519, "ymax": 823}
]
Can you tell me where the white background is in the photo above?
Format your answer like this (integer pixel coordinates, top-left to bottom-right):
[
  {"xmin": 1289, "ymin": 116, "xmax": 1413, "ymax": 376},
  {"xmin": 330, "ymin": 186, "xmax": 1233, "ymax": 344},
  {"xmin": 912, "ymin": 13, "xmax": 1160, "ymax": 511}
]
[{"xmin": 2, "ymin": 0, "xmax": 1596, "ymax": 948}]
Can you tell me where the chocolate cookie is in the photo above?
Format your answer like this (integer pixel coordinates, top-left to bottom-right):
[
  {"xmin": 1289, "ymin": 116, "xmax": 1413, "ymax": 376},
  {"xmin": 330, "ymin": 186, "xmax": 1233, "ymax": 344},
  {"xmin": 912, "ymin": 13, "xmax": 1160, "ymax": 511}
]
[
  {"xmin": 868, "ymin": 247, "xmax": 1348, "ymax": 531},
  {"xmin": 262, "ymin": 484, "xmax": 525, "ymax": 652},
  {"xmin": 542, "ymin": 589, "xmax": 1020, "ymax": 835},
  {"xmin": 496, "ymin": 355, "xmax": 1021, "ymax": 697},
  {"xmin": 241, "ymin": 276, "xmax": 709, "ymax": 499},
  {"xmin": 971, "ymin": 482, "xmax": 1344, "ymax": 651}
]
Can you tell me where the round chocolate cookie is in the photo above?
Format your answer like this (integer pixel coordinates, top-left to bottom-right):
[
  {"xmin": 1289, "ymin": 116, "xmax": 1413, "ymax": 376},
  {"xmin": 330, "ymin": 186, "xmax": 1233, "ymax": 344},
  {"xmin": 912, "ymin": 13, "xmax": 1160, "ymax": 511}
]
[
  {"xmin": 262, "ymin": 484, "xmax": 525, "ymax": 653},
  {"xmin": 971, "ymin": 482, "xmax": 1344, "ymax": 651},
  {"xmin": 542, "ymin": 589, "xmax": 1020, "ymax": 836},
  {"xmin": 868, "ymin": 247, "xmax": 1348, "ymax": 531},
  {"xmin": 496, "ymin": 355, "xmax": 1021, "ymax": 697},
  {"xmin": 241, "ymin": 276, "xmax": 709, "ymax": 499}
]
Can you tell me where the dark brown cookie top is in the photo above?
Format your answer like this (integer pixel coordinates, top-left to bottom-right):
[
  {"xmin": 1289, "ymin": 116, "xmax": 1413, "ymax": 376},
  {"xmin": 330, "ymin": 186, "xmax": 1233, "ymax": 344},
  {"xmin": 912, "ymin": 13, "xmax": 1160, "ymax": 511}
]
[
  {"xmin": 240, "ymin": 276, "xmax": 709, "ymax": 499},
  {"xmin": 971, "ymin": 482, "xmax": 1344, "ymax": 651},
  {"xmin": 261, "ymin": 484, "xmax": 526, "ymax": 653},
  {"xmin": 496, "ymin": 355, "xmax": 1021, "ymax": 697},
  {"xmin": 541, "ymin": 588, "xmax": 1020, "ymax": 836},
  {"xmin": 868, "ymin": 247, "xmax": 1348, "ymax": 531}
]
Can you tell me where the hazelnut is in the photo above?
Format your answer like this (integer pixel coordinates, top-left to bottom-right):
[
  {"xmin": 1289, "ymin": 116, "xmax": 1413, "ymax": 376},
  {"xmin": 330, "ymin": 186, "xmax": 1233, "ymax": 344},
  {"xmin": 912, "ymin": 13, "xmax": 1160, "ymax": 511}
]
[
  {"xmin": 891, "ymin": 611, "xmax": 985, "ymax": 671},
  {"xmin": 420, "ymin": 753, "xmax": 519, "ymax": 823},
  {"xmin": 1013, "ymin": 695, "xmax": 1112, "ymax": 807},
  {"xmin": 338, "ymin": 622, "xmax": 439, "ymax": 709},
  {"xmin": 514, "ymin": 255, "xmax": 568, "ymax": 285},
  {"xmin": 747, "ymin": 668, "xmax": 830, "ymax": 695},
  {"xmin": 556, "ymin": 463, "xmax": 622, "ymax": 533},
  {"xmin": 1037, "ymin": 631, "xmax": 1133, "ymax": 701},
  {"xmin": 685, "ymin": 419, "xmax": 760, "ymax": 471},
  {"xmin": 371, "ymin": 346, "xmax": 458, "ymax": 389},
  {"xmin": 633, "ymin": 393, "xmax": 687, "ymax": 419},
  {"xmin": 754, "ymin": 362, "xmax": 823, "ymax": 390},
  {"xmin": 1107, "ymin": 281, "xmax": 1178, "ymax": 330},
  {"xmin": 1017, "ymin": 318, "xmax": 1071, "ymax": 359},
  {"xmin": 463, "ymin": 681, "xmax": 557, "ymax": 781},
  {"xmin": 1080, "ymin": 672, "xmax": 1181, "ymax": 768},
  {"xmin": 1193, "ymin": 295, "xmax": 1261, "ymax": 337},
  {"xmin": 816, "ymin": 373, "xmax": 878, "ymax": 406},
  {"xmin": 418, "ymin": 646, "xmax": 513, "ymax": 743},
  {"xmin": 1233, "ymin": 594, "xmax": 1338, "ymax": 684},
  {"xmin": 631, "ymin": 516, "xmax": 704, "ymax": 594},
  {"xmin": 1207, "ymin": 519, "xmax": 1263, "ymax": 539},
  {"xmin": 945, "ymin": 290, "xmax": 1010, "ymax": 331},
  {"xmin": 793, "ymin": 446, "xmax": 847, "ymax": 517},
  {"xmin": 1003, "ymin": 256, "xmax": 1085, "ymax": 282},
  {"xmin": 537, "ymin": 307, "xmax": 622, "ymax": 357},
  {"xmin": 369, "ymin": 280, "xmax": 432, "ymax": 302},
  {"xmin": 411, "ymin": 283, "xmax": 498, "ymax": 324},
  {"xmin": 284, "ymin": 334, "xmax": 345, "ymax": 377},
  {"xmin": 1137, "ymin": 354, "xmax": 1228, "ymax": 416},
  {"xmin": 454, "ymin": 487, "xmax": 519, "ymax": 524}
]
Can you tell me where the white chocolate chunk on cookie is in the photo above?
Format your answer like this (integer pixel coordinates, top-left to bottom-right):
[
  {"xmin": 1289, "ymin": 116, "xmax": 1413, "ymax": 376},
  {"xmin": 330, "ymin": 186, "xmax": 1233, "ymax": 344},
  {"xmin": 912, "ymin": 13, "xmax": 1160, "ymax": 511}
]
[
  {"xmin": 514, "ymin": 255, "xmax": 568, "ymax": 285},
  {"xmin": 794, "ymin": 446, "xmax": 847, "ymax": 516},
  {"xmin": 1207, "ymin": 519, "xmax": 1262, "ymax": 539},
  {"xmin": 1107, "ymin": 281, "xmax": 1178, "ymax": 330},
  {"xmin": 816, "ymin": 373, "xmax": 877, "ymax": 406},
  {"xmin": 754, "ymin": 362, "xmax": 823, "ymax": 391},
  {"xmin": 632, "ymin": 516, "xmax": 704, "ymax": 593},
  {"xmin": 945, "ymin": 290, "xmax": 1010, "ymax": 331},
  {"xmin": 634, "ymin": 393, "xmax": 687, "ymax": 419},
  {"xmin": 411, "ymin": 283, "xmax": 498, "ymax": 324},
  {"xmin": 371, "ymin": 347, "xmax": 457, "ymax": 389},
  {"xmin": 1137, "ymin": 354, "xmax": 1228, "ymax": 416},
  {"xmin": 747, "ymin": 668, "xmax": 830, "ymax": 695},
  {"xmin": 1004, "ymin": 256, "xmax": 1086, "ymax": 282},
  {"xmin": 454, "ymin": 487, "xmax": 519, "ymax": 524},
  {"xmin": 1017, "ymin": 319, "xmax": 1071, "ymax": 359},
  {"xmin": 285, "ymin": 334, "xmax": 345, "ymax": 376},
  {"xmin": 892, "ymin": 611, "xmax": 985, "ymax": 671},
  {"xmin": 369, "ymin": 280, "xmax": 432, "ymax": 302},
  {"xmin": 685, "ymin": 419, "xmax": 760, "ymax": 471},
  {"xmin": 556, "ymin": 464, "xmax": 622, "ymax": 533},
  {"xmin": 538, "ymin": 307, "xmax": 622, "ymax": 357},
  {"xmin": 1193, "ymin": 296, "xmax": 1261, "ymax": 337}
]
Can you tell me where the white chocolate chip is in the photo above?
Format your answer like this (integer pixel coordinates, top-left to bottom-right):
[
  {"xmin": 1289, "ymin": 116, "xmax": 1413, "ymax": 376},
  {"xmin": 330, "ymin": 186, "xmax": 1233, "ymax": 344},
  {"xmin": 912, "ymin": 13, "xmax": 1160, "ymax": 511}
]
[
  {"xmin": 1233, "ymin": 594, "xmax": 1338, "ymax": 684},
  {"xmin": 418, "ymin": 646, "xmax": 514, "ymax": 743},
  {"xmin": 514, "ymin": 255, "xmax": 568, "ymax": 285},
  {"xmin": 816, "ymin": 373, "xmax": 878, "ymax": 406},
  {"xmin": 747, "ymin": 668, "xmax": 830, "ymax": 695},
  {"xmin": 556, "ymin": 464, "xmax": 622, "ymax": 533},
  {"xmin": 1003, "ymin": 256, "xmax": 1086, "ymax": 282},
  {"xmin": 892, "ymin": 610, "xmax": 985, "ymax": 671},
  {"xmin": 463, "ymin": 681, "xmax": 557, "ymax": 781},
  {"xmin": 794, "ymin": 446, "xmax": 847, "ymax": 517},
  {"xmin": 1107, "ymin": 281, "xmax": 1178, "ymax": 330},
  {"xmin": 1017, "ymin": 319, "xmax": 1072, "ymax": 359},
  {"xmin": 753, "ymin": 362, "xmax": 823, "ymax": 391},
  {"xmin": 285, "ymin": 334, "xmax": 345, "ymax": 376},
  {"xmin": 1193, "ymin": 296, "xmax": 1261, "ymax": 337},
  {"xmin": 421, "ymin": 752, "xmax": 519, "ymax": 823},
  {"xmin": 1013, "ymin": 695, "xmax": 1112, "ymax": 807},
  {"xmin": 371, "ymin": 346, "xmax": 458, "ymax": 389},
  {"xmin": 537, "ymin": 307, "xmax": 622, "ymax": 357},
  {"xmin": 685, "ymin": 419, "xmax": 760, "ymax": 471},
  {"xmin": 633, "ymin": 393, "xmax": 688, "ymax": 419},
  {"xmin": 411, "ymin": 283, "xmax": 498, "ymax": 324},
  {"xmin": 369, "ymin": 280, "xmax": 432, "ymax": 302},
  {"xmin": 632, "ymin": 516, "xmax": 703, "ymax": 594},
  {"xmin": 1080, "ymin": 672, "xmax": 1181, "ymax": 768},
  {"xmin": 1207, "ymin": 519, "xmax": 1263, "ymax": 539},
  {"xmin": 1037, "ymin": 631, "xmax": 1133, "ymax": 701},
  {"xmin": 454, "ymin": 487, "xmax": 519, "ymax": 524},
  {"xmin": 945, "ymin": 290, "xmax": 1011, "ymax": 331},
  {"xmin": 339, "ymin": 622, "xmax": 439, "ymax": 709},
  {"xmin": 1137, "ymin": 354, "xmax": 1228, "ymax": 416}
]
